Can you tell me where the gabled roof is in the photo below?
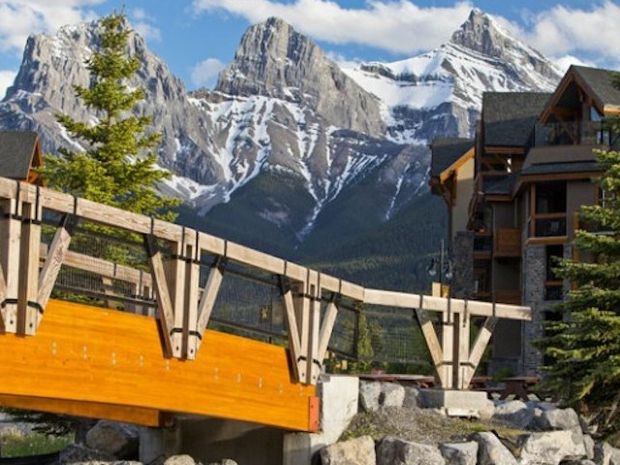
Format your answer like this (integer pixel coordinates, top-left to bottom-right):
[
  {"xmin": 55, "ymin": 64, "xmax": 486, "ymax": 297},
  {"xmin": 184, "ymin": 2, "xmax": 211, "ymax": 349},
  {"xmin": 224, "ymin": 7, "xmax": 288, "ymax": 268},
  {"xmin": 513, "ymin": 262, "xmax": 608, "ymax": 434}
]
[
  {"xmin": 0, "ymin": 131, "xmax": 42, "ymax": 181},
  {"xmin": 430, "ymin": 138, "xmax": 474, "ymax": 179},
  {"xmin": 482, "ymin": 92, "xmax": 552, "ymax": 147},
  {"xmin": 573, "ymin": 66, "xmax": 620, "ymax": 108},
  {"xmin": 539, "ymin": 66, "xmax": 620, "ymax": 122}
]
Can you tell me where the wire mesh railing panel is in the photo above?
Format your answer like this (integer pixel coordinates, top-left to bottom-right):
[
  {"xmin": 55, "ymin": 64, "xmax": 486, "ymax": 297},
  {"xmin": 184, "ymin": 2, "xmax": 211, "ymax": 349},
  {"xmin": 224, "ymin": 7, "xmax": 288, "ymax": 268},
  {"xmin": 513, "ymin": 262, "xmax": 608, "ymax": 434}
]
[
  {"xmin": 45, "ymin": 212, "xmax": 156, "ymax": 311},
  {"xmin": 207, "ymin": 260, "xmax": 287, "ymax": 344},
  {"xmin": 326, "ymin": 299, "xmax": 358, "ymax": 359},
  {"xmin": 363, "ymin": 306, "xmax": 431, "ymax": 366}
]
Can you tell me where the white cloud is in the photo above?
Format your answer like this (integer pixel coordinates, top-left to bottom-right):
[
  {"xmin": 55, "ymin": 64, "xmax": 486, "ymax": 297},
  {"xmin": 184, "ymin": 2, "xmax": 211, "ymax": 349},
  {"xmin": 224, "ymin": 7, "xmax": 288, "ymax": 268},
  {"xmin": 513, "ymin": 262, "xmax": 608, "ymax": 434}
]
[
  {"xmin": 191, "ymin": 58, "xmax": 226, "ymax": 88},
  {"xmin": 133, "ymin": 21, "xmax": 161, "ymax": 41},
  {"xmin": 193, "ymin": 0, "xmax": 473, "ymax": 55},
  {"xmin": 0, "ymin": 0, "xmax": 103, "ymax": 52},
  {"xmin": 554, "ymin": 55, "xmax": 596, "ymax": 73},
  {"xmin": 0, "ymin": 69, "xmax": 16, "ymax": 99},
  {"xmin": 193, "ymin": 0, "xmax": 620, "ymax": 69},
  {"xmin": 130, "ymin": 7, "xmax": 160, "ymax": 41}
]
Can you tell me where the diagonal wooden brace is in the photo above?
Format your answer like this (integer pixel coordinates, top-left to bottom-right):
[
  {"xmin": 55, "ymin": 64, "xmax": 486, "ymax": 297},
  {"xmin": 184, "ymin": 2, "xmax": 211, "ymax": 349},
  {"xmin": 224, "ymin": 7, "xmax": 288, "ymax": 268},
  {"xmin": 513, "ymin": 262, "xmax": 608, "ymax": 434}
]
[
  {"xmin": 37, "ymin": 214, "xmax": 74, "ymax": 326},
  {"xmin": 194, "ymin": 258, "xmax": 224, "ymax": 356},
  {"xmin": 145, "ymin": 235, "xmax": 176, "ymax": 358}
]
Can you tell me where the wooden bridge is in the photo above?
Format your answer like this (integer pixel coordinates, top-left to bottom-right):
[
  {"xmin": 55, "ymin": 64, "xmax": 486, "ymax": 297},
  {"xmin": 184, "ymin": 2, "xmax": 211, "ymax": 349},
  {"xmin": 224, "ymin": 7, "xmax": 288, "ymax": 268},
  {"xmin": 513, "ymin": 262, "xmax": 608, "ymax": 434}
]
[{"xmin": 0, "ymin": 176, "xmax": 531, "ymax": 432}]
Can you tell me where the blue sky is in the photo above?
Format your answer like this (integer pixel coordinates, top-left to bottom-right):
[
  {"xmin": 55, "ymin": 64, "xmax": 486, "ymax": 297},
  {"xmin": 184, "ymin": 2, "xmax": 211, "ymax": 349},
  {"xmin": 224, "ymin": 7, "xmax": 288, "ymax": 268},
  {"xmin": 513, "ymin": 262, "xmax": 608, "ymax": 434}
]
[{"xmin": 0, "ymin": 0, "xmax": 619, "ymax": 97}]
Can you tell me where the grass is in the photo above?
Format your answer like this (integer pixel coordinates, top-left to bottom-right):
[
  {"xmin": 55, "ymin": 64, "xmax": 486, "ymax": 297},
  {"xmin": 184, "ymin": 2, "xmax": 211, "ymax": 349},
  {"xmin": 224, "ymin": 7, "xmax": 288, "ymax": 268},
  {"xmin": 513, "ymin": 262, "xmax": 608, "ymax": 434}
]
[
  {"xmin": 341, "ymin": 407, "xmax": 525, "ymax": 445},
  {"xmin": 0, "ymin": 432, "xmax": 73, "ymax": 458}
]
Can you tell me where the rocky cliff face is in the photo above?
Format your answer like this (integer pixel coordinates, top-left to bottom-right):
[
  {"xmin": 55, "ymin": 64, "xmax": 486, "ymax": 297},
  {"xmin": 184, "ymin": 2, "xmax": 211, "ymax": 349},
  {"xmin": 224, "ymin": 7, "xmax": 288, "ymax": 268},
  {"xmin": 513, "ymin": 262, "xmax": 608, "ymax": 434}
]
[{"xmin": 216, "ymin": 17, "xmax": 384, "ymax": 137}]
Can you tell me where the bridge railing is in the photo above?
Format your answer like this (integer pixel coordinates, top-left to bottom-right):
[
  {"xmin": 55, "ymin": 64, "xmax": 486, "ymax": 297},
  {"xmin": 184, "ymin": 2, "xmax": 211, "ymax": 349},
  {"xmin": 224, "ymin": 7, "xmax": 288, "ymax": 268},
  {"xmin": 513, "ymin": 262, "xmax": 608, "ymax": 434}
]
[{"xmin": 0, "ymin": 176, "xmax": 531, "ymax": 387}]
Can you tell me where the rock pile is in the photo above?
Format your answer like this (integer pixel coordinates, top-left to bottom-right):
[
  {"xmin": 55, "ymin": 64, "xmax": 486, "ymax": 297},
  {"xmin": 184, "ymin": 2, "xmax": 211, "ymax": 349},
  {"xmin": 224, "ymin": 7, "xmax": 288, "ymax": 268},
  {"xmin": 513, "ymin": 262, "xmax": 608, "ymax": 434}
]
[{"xmin": 320, "ymin": 380, "xmax": 620, "ymax": 465}]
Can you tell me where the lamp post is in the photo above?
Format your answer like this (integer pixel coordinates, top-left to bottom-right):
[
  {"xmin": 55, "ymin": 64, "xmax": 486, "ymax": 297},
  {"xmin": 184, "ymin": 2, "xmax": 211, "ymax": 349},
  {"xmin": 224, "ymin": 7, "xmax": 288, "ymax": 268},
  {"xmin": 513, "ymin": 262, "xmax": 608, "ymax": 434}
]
[{"xmin": 427, "ymin": 239, "xmax": 453, "ymax": 295}]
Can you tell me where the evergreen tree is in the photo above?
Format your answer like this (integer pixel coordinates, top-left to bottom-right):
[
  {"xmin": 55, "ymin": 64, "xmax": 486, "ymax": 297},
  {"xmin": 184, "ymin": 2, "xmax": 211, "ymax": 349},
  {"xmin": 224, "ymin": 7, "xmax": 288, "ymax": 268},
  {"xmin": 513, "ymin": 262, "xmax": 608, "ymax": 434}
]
[
  {"xmin": 538, "ymin": 72, "xmax": 620, "ymax": 436},
  {"xmin": 42, "ymin": 12, "xmax": 179, "ymax": 220}
]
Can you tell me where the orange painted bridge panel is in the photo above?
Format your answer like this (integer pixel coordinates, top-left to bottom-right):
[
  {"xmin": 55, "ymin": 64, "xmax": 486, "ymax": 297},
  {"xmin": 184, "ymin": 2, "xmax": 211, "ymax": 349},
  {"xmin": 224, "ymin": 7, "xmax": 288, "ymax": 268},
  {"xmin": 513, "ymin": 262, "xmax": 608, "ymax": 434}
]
[{"xmin": 0, "ymin": 299, "xmax": 317, "ymax": 432}]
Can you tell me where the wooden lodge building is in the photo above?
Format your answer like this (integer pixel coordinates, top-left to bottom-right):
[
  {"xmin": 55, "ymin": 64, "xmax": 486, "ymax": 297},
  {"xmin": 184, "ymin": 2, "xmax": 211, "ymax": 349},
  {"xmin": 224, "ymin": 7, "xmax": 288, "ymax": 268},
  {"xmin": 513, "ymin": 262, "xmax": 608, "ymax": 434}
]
[
  {"xmin": 0, "ymin": 130, "xmax": 44, "ymax": 185},
  {"xmin": 431, "ymin": 65, "xmax": 620, "ymax": 374}
]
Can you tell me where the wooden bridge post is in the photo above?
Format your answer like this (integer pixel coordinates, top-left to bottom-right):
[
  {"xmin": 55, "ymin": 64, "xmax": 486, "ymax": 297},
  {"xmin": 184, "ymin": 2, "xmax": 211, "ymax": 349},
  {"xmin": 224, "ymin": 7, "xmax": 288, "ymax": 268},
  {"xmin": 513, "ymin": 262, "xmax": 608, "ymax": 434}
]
[
  {"xmin": 0, "ymin": 198, "xmax": 21, "ymax": 333},
  {"xmin": 168, "ymin": 239, "xmax": 187, "ymax": 359},
  {"xmin": 183, "ymin": 229, "xmax": 200, "ymax": 360},
  {"xmin": 18, "ymin": 199, "xmax": 42, "ymax": 335},
  {"xmin": 307, "ymin": 272, "xmax": 321, "ymax": 385}
]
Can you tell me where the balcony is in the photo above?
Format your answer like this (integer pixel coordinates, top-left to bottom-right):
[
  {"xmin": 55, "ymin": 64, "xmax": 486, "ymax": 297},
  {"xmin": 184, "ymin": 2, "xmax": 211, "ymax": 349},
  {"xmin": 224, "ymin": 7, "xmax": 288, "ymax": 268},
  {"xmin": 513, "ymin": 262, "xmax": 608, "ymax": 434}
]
[
  {"xmin": 495, "ymin": 289, "xmax": 522, "ymax": 305},
  {"xmin": 494, "ymin": 229, "xmax": 521, "ymax": 257},
  {"xmin": 533, "ymin": 120, "xmax": 612, "ymax": 147}
]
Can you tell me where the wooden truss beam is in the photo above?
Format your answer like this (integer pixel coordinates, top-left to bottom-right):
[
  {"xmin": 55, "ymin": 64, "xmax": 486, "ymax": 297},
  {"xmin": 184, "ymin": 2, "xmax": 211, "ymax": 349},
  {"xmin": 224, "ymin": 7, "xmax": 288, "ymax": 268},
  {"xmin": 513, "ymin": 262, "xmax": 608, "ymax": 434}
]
[{"xmin": 37, "ymin": 215, "xmax": 73, "ymax": 322}]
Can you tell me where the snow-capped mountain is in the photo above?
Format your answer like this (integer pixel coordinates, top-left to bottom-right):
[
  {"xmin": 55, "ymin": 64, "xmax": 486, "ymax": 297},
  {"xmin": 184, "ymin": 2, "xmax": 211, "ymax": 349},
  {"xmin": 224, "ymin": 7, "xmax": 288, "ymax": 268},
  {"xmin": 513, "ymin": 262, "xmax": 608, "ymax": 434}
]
[
  {"xmin": 342, "ymin": 9, "xmax": 561, "ymax": 142},
  {"xmin": 0, "ymin": 9, "xmax": 561, "ymax": 256}
]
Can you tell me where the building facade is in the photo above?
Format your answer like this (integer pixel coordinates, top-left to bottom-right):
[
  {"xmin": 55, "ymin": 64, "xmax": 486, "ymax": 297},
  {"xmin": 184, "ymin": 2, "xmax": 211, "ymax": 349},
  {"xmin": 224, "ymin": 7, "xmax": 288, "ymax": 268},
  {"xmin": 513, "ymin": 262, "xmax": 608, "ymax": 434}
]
[{"xmin": 431, "ymin": 65, "xmax": 620, "ymax": 375}]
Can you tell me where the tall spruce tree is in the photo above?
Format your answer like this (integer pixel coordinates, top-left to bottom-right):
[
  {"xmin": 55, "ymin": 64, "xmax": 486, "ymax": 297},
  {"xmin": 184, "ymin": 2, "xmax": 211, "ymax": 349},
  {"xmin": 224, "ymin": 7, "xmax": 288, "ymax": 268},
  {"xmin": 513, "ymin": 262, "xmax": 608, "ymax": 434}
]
[
  {"xmin": 539, "ymin": 73, "xmax": 620, "ymax": 436},
  {"xmin": 43, "ymin": 12, "xmax": 179, "ymax": 220}
]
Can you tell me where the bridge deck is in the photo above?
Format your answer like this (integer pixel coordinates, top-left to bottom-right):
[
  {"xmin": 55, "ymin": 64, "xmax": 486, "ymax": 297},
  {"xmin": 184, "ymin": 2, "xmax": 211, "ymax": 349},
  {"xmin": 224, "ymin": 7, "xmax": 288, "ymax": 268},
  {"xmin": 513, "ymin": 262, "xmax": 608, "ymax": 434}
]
[{"xmin": 0, "ymin": 299, "xmax": 318, "ymax": 432}]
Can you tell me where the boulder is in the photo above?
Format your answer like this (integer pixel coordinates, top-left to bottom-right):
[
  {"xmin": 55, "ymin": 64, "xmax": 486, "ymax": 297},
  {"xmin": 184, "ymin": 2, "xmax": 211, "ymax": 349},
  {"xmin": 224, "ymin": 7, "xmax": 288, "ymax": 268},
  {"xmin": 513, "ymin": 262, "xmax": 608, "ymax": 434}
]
[
  {"xmin": 359, "ymin": 381, "xmax": 382, "ymax": 412},
  {"xmin": 584, "ymin": 435, "xmax": 595, "ymax": 460},
  {"xmin": 534, "ymin": 407, "xmax": 581, "ymax": 431},
  {"xmin": 403, "ymin": 386, "xmax": 420, "ymax": 409},
  {"xmin": 58, "ymin": 444, "xmax": 117, "ymax": 464},
  {"xmin": 380, "ymin": 383, "xmax": 405, "ymax": 408},
  {"xmin": 377, "ymin": 436, "xmax": 445, "ymax": 465},
  {"xmin": 492, "ymin": 400, "xmax": 534, "ymax": 429},
  {"xmin": 472, "ymin": 432, "xmax": 518, "ymax": 465},
  {"xmin": 518, "ymin": 430, "xmax": 586, "ymax": 465},
  {"xmin": 562, "ymin": 461, "xmax": 596, "ymax": 465},
  {"xmin": 439, "ymin": 441, "xmax": 478, "ymax": 465},
  {"xmin": 319, "ymin": 436, "xmax": 376, "ymax": 465},
  {"xmin": 164, "ymin": 456, "xmax": 196, "ymax": 465},
  {"xmin": 208, "ymin": 461, "xmax": 237, "ymax": 465},
  {"xmin": 594, "ymin": 441, "xmax": 620, "ymax": 465},
  {"xmin": 85, "ymin": 421, "xmax": 139, "ymax": 459}
]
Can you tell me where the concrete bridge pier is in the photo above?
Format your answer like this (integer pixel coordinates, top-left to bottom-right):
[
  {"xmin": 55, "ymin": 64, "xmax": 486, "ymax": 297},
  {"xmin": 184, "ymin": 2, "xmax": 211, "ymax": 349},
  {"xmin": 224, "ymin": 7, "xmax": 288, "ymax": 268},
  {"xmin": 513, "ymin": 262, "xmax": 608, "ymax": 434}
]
[{"xmin": 137, "ymin": 375, "xmax": 359, "ymax": 465}]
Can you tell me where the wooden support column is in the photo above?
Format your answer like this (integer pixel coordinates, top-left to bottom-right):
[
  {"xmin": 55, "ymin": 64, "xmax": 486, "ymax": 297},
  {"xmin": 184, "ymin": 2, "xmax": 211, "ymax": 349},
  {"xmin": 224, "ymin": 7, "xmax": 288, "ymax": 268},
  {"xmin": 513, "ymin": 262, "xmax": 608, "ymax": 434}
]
[
  {"xmin": 37, "ymin": 215, "xmax": 73, "ymax": 321},
  {"xmin": 168, "ymin": 240, "xmax": 186, "ymax": 359},
  {"xmin": 455, "ymin": 309, "xmax": 471, "ymax": 390},
  {"xmin": 194, "ymin": 259, "xmax": 224, "ymax": 355},
  {"xmin": 18, "ymin": 200, "xmax": 41, "ymax": 335},
  {"xmin": 0, "ymin": 199, "xmax": 21, "ymax": 333},
  {"xmin": 183, "ymin": 231, "xmax": 200, "ymax": 360},
  {"xmin": 441, "ymin": 302, "xmax": 455, "ymax": 389},
  {"xmin": 145, "ymin": 235, "xmax": 175, "ymax": 358},
  {"xmin": 307, "ymin": 273, "xmax": 321, "ymax": 385}
]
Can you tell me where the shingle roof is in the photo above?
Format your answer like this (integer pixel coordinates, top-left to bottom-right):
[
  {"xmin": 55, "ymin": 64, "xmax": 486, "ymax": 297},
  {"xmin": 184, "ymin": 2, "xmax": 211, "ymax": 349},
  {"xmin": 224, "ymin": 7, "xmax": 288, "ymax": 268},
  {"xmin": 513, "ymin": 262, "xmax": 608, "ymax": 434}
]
[
  {"xmin": 484, "ymin": 174, "xmax": 517, "ymax": 195},
  {"xmin": 520, "ymin": 161, "xmax": 601, "ymax": 176},
  {"xmin": 573, "ymin": 66, "xmax": 620, "ymax": 107},
  {"xmin": 0, "ymin": 131, "xmax": 39, "ymax": 180},
  {"xmin": 430, "ymin": 138, "xmax": 474, "ymax": 178},
  {"xmin": 482, "ymin": 92, "xmax": 553, "ymax": 147}
]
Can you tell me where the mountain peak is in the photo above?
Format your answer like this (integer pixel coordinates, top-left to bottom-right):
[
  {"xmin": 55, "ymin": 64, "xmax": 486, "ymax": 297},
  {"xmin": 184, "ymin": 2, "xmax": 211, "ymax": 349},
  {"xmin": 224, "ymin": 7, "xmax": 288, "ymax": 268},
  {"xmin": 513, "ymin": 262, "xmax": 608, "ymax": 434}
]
[
  {"xmin": 450, "ymin": 8, "xmax": 510, "ymax": 57},
  {"xmin": 215, "ymin": 17, "xmax": 385, "ymax": 136}
]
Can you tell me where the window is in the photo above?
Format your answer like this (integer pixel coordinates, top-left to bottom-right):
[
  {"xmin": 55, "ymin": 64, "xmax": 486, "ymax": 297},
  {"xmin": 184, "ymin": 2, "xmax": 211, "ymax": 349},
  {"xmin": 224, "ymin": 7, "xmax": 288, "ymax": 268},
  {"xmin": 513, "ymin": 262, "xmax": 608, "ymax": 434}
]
[
  {"xmin": 533, "ymin": 182, "xmax": 567, "ymax": 237},
  {"xmin": 536, "ymin": 182, "xmax": 566, "ymax": 214}
]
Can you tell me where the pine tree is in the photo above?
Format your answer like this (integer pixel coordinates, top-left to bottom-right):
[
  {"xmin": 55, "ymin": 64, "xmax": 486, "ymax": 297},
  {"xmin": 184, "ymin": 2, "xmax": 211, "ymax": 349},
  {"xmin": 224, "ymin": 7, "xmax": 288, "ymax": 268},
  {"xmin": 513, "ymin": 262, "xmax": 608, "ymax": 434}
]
[
  {"xmin": 538, "ymin": 72, "xmax": 620, "ymax": 436},
  {"xmin": 42, "ymin": 12, "xmax": 179, "ymax": 220},
  {"xmin": 12, "ymin": 12, "xmax": 181, "ymax": 439}
]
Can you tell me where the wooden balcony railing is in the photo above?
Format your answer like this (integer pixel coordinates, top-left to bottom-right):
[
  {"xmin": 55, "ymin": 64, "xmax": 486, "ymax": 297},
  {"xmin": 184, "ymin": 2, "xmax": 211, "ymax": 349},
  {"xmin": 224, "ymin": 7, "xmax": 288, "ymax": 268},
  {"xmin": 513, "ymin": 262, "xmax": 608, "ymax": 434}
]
[
  {"xmin": 495, "ymin": 289, "xmax": 522, "ymax": 305},
  {"xmin": 494, "ymin": 228, "xmax": 521, "ymax": 257}
]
